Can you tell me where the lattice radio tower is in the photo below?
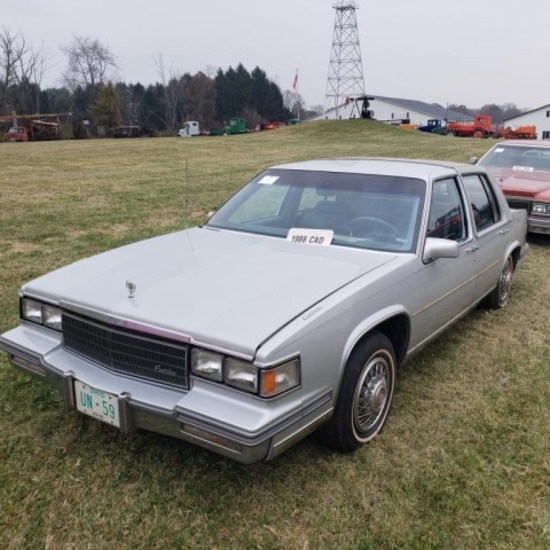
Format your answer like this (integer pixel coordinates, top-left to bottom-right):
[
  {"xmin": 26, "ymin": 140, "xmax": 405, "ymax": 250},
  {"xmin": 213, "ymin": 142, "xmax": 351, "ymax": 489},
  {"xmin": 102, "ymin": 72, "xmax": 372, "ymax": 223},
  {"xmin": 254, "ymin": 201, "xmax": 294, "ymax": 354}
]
[{"xmin": 324, "ymin": 0, "xmax": 366, "ymax": 116}]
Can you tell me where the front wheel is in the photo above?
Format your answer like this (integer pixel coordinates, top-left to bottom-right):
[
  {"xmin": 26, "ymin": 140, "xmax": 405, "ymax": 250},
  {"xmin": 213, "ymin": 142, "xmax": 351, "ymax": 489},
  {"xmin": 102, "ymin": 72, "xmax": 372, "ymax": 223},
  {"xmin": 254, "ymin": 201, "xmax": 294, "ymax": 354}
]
[
  {"xmin": 484, "ymin": 256, "xmax": 514, "ymax": 309},
  {"xmin": 315, "ymin": 332, "xmax": 396, "ymax": 453}
]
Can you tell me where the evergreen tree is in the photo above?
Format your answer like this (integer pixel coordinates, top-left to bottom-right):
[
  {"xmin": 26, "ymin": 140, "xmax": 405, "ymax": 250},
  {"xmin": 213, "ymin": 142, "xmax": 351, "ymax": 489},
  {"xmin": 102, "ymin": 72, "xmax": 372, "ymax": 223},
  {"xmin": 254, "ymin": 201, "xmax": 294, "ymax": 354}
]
[
  {"xmin": 250, "ymin": 67, "xmax": 270, "ymax": 119},
  {"xmin": 72, "ymin": 85, "xmax": 95, "ymax": 120},
  {"xmin": 186, "ymin": 72, "xmax": 216, "ymax": 129},
  {"xmin": 87, "ymin": 82, "xmax": 122, "ymax": 129},
  {"xmin": 142, "ymin": 83, "xmax": 167, "ymax": 131},
  {"xmin": 39, "ymin": 87, "xmax": 72, "ymax": 114},
  {"xmin": 214, "ymin": 64, "xmax": 290, "ymax": 123}
]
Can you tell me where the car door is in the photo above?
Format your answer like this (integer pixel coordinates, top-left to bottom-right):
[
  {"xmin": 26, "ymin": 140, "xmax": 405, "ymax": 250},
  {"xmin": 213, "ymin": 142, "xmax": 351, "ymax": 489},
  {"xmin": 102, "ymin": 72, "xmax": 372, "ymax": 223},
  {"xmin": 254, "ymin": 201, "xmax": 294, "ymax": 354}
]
[
  {"xmin": 460, "ymin": 172, "xmax": 512, "ymax": 299},
  {"xmin": 412, "ymin": 176, "xmax": 479, "ymax": 348}
]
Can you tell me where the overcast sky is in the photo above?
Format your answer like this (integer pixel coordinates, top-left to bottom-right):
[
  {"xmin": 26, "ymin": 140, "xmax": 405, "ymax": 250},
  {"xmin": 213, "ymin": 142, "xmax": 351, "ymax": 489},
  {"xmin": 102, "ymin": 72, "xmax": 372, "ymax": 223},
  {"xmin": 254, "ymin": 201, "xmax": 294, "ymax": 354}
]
[{"xmin": 4, "ymin": 0, "xmax": 549, "ymax": 110}]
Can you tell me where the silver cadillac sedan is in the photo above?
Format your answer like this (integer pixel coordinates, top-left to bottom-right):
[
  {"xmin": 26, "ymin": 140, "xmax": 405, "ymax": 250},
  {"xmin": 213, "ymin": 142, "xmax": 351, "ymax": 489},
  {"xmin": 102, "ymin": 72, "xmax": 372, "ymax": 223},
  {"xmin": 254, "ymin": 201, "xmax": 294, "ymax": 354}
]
[{"xmin": 0, "ymin": 158, "xmax": 528, "ymax": 463}]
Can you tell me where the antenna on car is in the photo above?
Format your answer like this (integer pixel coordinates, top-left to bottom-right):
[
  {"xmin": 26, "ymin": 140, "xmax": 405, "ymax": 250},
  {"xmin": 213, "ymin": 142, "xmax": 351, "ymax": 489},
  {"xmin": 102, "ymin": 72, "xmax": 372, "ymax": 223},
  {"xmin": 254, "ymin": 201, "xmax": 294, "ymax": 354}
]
[{"xmin": 184, "ymin": 141, "xmax": 190, "ymax": 228}]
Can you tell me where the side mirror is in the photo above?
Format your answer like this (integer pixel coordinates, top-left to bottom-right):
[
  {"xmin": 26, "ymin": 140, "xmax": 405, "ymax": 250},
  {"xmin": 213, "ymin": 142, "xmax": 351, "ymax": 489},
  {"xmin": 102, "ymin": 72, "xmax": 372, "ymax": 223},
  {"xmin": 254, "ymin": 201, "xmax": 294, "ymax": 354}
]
[
  {"xmin": 470, "ymin": 156, "xmax": 478, "ymax": 164},
  {"xmin": 423, "ymin": 237, "xmax": 460, "ymax": 263}
]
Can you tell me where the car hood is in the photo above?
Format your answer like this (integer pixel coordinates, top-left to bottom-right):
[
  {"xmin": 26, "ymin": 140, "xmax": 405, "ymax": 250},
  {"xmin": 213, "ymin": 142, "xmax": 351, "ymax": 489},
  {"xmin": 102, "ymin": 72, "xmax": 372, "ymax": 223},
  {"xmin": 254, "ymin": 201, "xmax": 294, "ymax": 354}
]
[
  {"xmin": 486, "ymin": 166, "xmax": 550, "ymax": 200},
  {"xmin": 24, "ymin": 227, "xmax": 399, "ymax": 356}
]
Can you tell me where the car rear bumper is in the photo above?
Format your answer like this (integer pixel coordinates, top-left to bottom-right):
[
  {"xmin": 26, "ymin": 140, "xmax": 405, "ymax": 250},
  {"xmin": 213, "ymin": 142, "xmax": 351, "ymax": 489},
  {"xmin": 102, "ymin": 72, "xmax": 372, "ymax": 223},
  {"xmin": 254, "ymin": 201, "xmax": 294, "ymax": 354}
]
[{"xmin": 0, "ymin": 326, "xmax": 332, "ymax": 464}]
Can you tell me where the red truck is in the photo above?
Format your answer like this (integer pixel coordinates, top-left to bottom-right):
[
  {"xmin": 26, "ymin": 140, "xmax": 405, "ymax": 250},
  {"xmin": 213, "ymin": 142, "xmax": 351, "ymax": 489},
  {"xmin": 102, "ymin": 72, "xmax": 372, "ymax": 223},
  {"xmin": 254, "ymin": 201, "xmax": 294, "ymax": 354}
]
[
  {"xmin": 4, "ymin": 126, "xmax": 29, "ymax": 142},
  {"xmin": 446, "ymin": 114, "xmax": 493, "ymax": 138}
]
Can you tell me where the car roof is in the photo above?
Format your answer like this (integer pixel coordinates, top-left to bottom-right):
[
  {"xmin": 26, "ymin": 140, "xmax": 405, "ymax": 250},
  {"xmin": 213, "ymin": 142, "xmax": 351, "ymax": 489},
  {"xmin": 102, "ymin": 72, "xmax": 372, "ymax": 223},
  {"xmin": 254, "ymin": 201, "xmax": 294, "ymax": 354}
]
[
  {"xmin": 491, "ymin": 140, "xmax": 550, "ymax": 149},
  {"xmin": 270, "ymin": 157, "xmax": 470, "ymax": 180}
]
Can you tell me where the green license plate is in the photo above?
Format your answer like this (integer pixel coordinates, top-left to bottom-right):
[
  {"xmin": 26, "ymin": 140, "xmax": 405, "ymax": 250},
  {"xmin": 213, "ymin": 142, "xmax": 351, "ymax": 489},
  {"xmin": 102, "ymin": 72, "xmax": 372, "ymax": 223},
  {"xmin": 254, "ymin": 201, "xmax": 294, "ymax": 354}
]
[{"xmin": 75, "ymin": 380, "xmax": 120, "ymax": 428}]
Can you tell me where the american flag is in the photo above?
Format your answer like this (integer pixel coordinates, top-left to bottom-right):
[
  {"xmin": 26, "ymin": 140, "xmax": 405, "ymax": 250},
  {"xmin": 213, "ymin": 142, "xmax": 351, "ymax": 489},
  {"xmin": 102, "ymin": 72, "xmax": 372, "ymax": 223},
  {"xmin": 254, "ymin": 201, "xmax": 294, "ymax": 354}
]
[{"xmin": 292, "ymin": 70, "xmax": 298, "ymax": 91}]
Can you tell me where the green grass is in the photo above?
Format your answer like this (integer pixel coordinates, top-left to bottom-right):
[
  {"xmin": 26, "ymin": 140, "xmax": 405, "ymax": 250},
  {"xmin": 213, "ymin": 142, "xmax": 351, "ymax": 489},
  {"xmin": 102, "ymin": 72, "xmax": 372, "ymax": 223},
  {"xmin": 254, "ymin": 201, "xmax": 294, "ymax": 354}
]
[{"xmin": 1, "ymin": 122, "xmax": 549, "ymax": 549}]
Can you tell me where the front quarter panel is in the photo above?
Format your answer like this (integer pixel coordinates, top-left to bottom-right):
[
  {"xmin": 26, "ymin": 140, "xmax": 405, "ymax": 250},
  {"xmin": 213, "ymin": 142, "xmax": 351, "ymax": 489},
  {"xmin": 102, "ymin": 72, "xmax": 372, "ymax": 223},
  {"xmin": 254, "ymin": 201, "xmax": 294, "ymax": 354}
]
[{"xmin": 255, "ymin": 254, "xmax": 419, "ymax": 411}]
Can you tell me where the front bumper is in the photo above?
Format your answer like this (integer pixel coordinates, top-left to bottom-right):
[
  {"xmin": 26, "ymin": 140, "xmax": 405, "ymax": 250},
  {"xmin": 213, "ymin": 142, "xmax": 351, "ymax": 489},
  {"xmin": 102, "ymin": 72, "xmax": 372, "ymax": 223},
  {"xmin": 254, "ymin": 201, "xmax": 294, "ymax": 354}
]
[
  {"xmin": 528, "ymin": 216, "xmax": 550, "ymax": 235},
  {"xmin": 0, "ymin": 325, "xmax": 332, "ymax": 464}
]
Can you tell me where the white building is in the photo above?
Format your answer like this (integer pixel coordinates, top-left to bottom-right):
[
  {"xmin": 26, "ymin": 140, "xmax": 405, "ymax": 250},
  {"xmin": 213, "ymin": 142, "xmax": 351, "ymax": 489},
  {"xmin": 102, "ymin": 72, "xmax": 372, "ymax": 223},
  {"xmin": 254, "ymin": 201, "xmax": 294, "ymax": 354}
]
[
  {"xmin": 503, "ymin": 104, "xmax": 550, "ymax": 140},
  {"xmin": 311, "ymin": 95, "xmax": 473, "ymax": 126}
]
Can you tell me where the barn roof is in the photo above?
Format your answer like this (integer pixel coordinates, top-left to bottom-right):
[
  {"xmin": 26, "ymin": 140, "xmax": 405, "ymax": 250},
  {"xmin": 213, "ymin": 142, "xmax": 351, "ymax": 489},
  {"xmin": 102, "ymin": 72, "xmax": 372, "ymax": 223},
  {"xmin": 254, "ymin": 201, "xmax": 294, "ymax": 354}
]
[
  {"xmin": 315, "ymin": 95, "xmax": 474, "ymax": 122},
  {"xmin": 503, "ymin": 103, "xmax": 550, "ymax": 123},
  {"xmin": 372, "ymin": 95, "xmax": 473, "ymax": 122}
]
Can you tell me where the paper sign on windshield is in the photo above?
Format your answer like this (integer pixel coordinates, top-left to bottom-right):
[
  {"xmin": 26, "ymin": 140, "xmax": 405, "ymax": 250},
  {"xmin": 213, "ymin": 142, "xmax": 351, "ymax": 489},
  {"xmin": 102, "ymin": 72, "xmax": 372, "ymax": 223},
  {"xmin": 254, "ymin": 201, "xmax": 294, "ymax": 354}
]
[
  {"xmin": 258, "ymin": 175, "xmax": 279, "ymax": 185},
  {"xmin": 287, "ymin": 228, "xmax": 334, "ymax": 246}
]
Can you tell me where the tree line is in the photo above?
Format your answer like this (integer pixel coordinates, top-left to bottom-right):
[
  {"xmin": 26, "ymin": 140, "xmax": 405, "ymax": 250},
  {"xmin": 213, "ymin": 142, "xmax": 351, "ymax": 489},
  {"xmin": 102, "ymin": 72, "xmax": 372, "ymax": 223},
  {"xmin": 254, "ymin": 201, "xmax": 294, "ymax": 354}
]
[
  {"xmin": 1, "ymin": 28, "xmax": 528, "ymax": 135},
  {"xmin": 448, "ymin": 103, "xmax": 524, "ymax": 125},
  {"xmin": 0, "ymin": 30, "xmax": 294, "ymax": 135}
]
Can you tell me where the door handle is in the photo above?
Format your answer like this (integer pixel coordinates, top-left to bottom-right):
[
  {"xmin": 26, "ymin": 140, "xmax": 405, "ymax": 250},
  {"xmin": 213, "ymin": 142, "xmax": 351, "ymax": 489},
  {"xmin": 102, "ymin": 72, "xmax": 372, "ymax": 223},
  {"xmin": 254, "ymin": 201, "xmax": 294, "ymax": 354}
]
[
  {"xmin": 465, "ymin": 245, "xmax": 479, "ymax": 254},
  {"xmin": 498, "ymin": 229, "xmax": 510, "ymax": 235}
]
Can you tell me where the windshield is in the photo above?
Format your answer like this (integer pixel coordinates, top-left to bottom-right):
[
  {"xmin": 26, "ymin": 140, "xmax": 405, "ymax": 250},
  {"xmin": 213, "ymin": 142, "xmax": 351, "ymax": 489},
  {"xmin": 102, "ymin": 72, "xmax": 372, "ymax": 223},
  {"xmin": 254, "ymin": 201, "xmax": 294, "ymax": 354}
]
[
  {"xmin": 478, "ymin": 144, "xmax": 550, "ymax": 172},
  {"xmin": 207, "ymin": 169, "xmax": 426, "ymax": 253}
]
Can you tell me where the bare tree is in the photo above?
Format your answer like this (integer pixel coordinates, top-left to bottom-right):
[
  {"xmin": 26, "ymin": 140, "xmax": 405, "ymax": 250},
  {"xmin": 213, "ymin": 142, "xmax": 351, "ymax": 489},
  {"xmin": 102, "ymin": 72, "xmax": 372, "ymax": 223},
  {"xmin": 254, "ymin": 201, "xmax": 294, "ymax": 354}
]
[
  {"xmin": 62, "ymin": 35, "xmax": 117, "ymax": 93},
  {"xmin": 0, "ymin": 27, "xmax": 50, "ymax": 114},
  {"xmin": 0, "ymin": 27, "xmax": 26, "ymax": 87},
  {"xmin": 154, "ymin": 53, "xmax": 187, "ymax": 132},
  {"xmin": 309, "ymin": 104, "xmax": 324, "ymax": 115},
  {"xmin": 242, "ymin": 105, "xmax": 261, "ymax": 129},
  {"xmin": 283, "ymin": 89, "xmax": 305, "ymax": 116}
]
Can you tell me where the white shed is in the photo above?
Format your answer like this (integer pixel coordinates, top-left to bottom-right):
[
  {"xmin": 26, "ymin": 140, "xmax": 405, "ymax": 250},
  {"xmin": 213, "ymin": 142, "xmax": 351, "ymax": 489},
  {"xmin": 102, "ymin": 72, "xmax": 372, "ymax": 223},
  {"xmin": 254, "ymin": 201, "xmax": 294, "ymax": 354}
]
[{"xmin": 503, "ymin": 104, "xmax": 550, "ymax": 140}]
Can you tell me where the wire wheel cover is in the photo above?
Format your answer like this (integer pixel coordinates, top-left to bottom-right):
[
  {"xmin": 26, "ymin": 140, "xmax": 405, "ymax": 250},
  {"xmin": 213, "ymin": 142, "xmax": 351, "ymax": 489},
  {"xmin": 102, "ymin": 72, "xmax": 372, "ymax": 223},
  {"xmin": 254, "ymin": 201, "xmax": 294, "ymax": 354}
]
[
  {"xmin": 499, "ymin": 260, "xmax": 512, "ymax": 304},
  {"xmin": 353, "ymin": 354, "xmax": 391, "ymax": 433}
]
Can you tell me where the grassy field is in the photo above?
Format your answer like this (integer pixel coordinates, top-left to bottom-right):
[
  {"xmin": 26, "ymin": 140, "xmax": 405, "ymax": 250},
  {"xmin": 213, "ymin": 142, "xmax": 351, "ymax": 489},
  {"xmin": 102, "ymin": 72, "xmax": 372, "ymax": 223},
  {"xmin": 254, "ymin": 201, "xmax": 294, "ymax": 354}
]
[{"xmin": 1, "ymin": 122, "xmax": 549, "ymax": 549}]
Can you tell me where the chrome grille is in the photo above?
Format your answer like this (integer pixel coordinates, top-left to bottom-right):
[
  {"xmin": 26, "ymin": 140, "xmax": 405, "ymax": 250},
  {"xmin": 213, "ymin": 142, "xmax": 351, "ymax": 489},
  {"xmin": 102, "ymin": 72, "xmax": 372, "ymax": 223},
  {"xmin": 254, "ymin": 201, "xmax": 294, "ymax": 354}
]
[
  {"xmin": 506, "ymin": 198, "xmax": 531, "ymax": 212},
  {"xmin": 62, "ymin": 312, "xmax": 188, "ymax": 389}
]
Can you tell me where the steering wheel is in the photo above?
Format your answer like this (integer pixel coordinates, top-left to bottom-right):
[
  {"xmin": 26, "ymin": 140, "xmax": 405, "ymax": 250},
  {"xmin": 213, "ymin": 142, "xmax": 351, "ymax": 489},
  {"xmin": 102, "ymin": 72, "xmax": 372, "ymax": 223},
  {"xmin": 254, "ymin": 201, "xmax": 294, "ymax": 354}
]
[{"xmin": 349, "ymin": 216, "xmax": 401, "ymax": 240}]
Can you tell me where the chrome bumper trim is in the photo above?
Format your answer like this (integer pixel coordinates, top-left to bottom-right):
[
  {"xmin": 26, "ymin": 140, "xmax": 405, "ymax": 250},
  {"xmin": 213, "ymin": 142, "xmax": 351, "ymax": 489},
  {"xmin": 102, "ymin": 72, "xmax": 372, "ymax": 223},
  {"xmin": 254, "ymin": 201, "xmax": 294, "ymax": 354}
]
[{"xmin": 1, "ymin": 335, "xmax": 330, "ymax": 464}]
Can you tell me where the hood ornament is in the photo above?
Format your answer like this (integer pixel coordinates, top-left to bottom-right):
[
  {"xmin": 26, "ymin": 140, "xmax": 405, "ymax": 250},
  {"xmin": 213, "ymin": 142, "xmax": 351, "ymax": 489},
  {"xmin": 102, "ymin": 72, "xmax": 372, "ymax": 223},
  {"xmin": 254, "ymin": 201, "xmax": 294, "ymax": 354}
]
[{"xmin": 126, "ymin": 280, "xmax": 136, "ymax": 298}]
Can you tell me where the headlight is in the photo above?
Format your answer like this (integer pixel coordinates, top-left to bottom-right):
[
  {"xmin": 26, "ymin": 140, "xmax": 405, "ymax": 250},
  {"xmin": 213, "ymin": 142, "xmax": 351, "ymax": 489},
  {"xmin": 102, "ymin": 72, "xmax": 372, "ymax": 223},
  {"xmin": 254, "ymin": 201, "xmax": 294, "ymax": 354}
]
[
  {"xmin": 43, "ymin": 304, "xmax": 62, "ymax": 331},
  {"xmin": 192, "ymin": 349, "xmax": 300, "ymax": 397},
  {"xmin": 532, "ymin": 203, "xmax": 549, "ymax": 214},
  {"xmin": 21, "ymin": 298, "xmax": 43, "ymax": 324},
  {"xmin": 260, "ymin": 359, "xmax": 300, "ymax": 397},
  {"xmin": 21, "ymin": 298, "xmax": 62, "ymax": 331},
  {"xmin": 191, "ymin": 349, "xmax": 223, "ymax": 382},
  {"xmin": 225, "ymin": 358, "xmax": 258, "ymax": 393}
]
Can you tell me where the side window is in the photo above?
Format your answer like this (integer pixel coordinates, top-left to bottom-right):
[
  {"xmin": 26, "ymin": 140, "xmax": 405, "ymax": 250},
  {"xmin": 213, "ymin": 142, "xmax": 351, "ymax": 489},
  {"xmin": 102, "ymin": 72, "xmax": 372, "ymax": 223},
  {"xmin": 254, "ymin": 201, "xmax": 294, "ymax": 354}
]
[
  {"xmin": 462, "ymin": 174, "xmax": 501, "ymax": 232},
  {"xmin": 427, "ymin": 178, "xmax": 467, "ymax": 241}
]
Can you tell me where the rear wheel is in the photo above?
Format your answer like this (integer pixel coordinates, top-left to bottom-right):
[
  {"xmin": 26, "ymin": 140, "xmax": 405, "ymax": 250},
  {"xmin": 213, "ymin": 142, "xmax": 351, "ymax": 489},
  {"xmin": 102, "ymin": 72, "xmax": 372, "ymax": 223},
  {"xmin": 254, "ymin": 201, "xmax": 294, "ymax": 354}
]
[
  {"xmin": 484, "ymin": 256, "xmax": 514, "ymax": 309},
  {"xmin": 316, "ymin": 332, "xmax": 396, "ymax": 453}
]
